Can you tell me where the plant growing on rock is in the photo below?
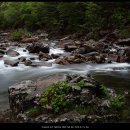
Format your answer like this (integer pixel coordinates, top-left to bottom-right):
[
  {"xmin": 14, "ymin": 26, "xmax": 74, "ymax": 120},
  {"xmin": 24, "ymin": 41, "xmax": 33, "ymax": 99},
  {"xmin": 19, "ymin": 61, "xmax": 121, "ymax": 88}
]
[
  {"xmin": 27, "ymin": 75, "xmax": 128, "ymax": 122},
  {"xmin": 34, "ymin": 81, "xmax": 72, "ymax": 114},
  {"xmin": 75, "ymin": 105, "xmax": 95, "ymax": 115},
  {"xmin": 99, "ymin": 84, "xmax": 110, "ymax": 98},
  {"xmin": 111, "ymin": 95, "xmax": 125, "ymax": 110},
  {"xmin": 77, "ymin": 80, "xmax": 93, "ymax": 88}
]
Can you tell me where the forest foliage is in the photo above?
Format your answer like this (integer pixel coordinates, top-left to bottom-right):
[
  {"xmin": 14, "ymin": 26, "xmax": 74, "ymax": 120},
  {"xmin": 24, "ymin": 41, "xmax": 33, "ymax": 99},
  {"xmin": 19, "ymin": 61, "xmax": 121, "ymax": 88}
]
[{"xmin": 0, "ymin": 2, "xmax": 130, "ymax": 39}]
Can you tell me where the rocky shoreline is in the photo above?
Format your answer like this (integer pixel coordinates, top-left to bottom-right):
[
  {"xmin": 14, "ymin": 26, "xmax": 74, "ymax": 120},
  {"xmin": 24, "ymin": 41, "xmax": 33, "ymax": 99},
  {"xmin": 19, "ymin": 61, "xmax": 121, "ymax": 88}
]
[{"xmin": 0, "ymin": 31, "xmax": 130, "ymax": 68}]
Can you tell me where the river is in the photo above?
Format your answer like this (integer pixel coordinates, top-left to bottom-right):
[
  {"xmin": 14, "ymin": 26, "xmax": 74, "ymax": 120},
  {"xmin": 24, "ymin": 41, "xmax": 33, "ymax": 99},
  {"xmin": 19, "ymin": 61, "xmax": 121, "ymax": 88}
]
[{"xmin": 0, "ymin": 42, "xmax": 130, "ymax": 113}]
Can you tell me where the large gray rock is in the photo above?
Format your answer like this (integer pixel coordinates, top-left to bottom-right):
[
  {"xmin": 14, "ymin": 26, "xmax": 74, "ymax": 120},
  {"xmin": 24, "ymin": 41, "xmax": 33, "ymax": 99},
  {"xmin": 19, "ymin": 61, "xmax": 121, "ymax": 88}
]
[
  {"xmin": 8, "ymin": 80, "xmax": 36, "ymax": 114},
  {"xmin": 6, "ymin": 49, "xmax": 20, "ymax": 57},
  {"xmin": 8, "ymin": 74, "xmax": 66, "ymax": 115},
  {"xmin": 4, "ymin": 60, "xmax": 19, "ymax": 67}
]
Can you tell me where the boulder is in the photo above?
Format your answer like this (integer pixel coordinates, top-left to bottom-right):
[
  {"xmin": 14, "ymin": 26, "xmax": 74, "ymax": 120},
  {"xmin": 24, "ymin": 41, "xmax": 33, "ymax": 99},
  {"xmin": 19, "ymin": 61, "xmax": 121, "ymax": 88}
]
[
  {"xmin": 27, "ymin": 43, "xmax": 49, "ymax": 53},
  {"xmin": 117, "ymin": 55, "xmax": 127, "ymax": 63},
  {"xmin": 64, "ymin": 45, "xmax": 77, "ymax": 52},
  {"xmin": 0, "ymin": 49, "xmax": 5, "ymax": 54},
  {"xmin": 8, "ymin": 74, "xmax": 66, "ymax": 114},
  {"xmin": 74, "ymin": 47, "xmax": 87, "ymax": 54},
  {"xmin": 30, "ymin": 62, "xmax": 52, "ymax": 67},
  {"xmin": 95, "ymin": 54, "xmax": 106, "ymax": 63},
  {"xmin": 8, "ymin": 80, "xmax": 36, "ymax": 114},
  {"xmin": 4, "ymin": 60, "xmax": 19, "ymax": 67},
  {"xmin": 75, "ymin": 54, "xmax": 85, "ymax": 59},
  {"xmin": 108, "ymin": 54, "xmax": 119, "ymax": 62},
  {"xmin": 21, "ymin": 37, "xmax": 39, "ymax": 43},
  {"xmin": 18, "ymin": 57, "xmax": 26, "ymax": 62},
  {"xmin": 24, "ymin": 60, "xmax": 32, "ymax": 66},
  {"xmin": 67, "ymin": 56, "xmax": 75, "ymax": 63},
  {"xmin": 55, "ymin": 58, "xmax": 69, "ymax": 65},
  {"xmin": 94, "ymin": 43, "xmax": 105, "ymax": 52},
  {"xmin": 39, "ymin": 51, "xmax": 52, "ymax": 60},
  {"xmin": 82, "ymin": 45, "xmax": 96, "ymax": 53},
  {"xmin": 58, "ymin": 39, "xmax": 75, "ymax": 48},
  {"xmin": 85, "ymin": 52, "xmax": 99, "ymax": 56},
  {"xmin": 23, "ymin": 49, "xmax": 26, "ymax": 52},
  {"xmin": 6, "ymin": 49, "xmax": 20, "ymax": 57},
  {"xmin": 30, "ymin": 57, "xmax": 35, "ymax": 60},
  {"xmin": 51, "ymin": 54, "xmax": 60, "ymax": 59}
]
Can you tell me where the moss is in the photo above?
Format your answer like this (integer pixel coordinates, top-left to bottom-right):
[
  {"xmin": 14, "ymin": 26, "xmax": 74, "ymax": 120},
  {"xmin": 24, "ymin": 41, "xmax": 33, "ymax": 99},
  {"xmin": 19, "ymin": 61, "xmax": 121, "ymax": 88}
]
[{"xmin": 77, "ymin": 80, "xmax": 93, "ymax": 88}]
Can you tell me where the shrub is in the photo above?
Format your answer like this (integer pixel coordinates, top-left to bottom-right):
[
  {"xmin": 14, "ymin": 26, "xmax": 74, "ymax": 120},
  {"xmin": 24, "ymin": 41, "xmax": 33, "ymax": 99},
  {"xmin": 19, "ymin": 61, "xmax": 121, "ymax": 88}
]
[
  {"xmin": 111, "ymin": 95, "xmax": 125, "ymax": 110},
  {"xmin": 34, "ymin": 81, "xmax": 72, "ymax": 114},
  {"xmin": 9, "ymin": 28, "xmax": 31, "ymax": 41},
  {"xmin": 117, "ymin": 27, "xmax": 130, "ymax": 39}
]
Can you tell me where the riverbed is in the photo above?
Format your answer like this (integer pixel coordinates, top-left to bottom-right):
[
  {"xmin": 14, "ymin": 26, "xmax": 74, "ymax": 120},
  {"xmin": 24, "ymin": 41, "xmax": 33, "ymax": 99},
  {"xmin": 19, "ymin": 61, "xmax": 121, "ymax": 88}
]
[{"xmin": 0, "ymin": 42, "xmax": 130, "ymax": 112}]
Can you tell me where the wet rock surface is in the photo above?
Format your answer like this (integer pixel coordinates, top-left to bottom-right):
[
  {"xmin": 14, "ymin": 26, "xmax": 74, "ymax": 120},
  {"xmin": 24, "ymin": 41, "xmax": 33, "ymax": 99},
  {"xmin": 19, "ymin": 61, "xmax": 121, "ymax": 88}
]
[
  {"xmin": 1, "ymin": 74, "xmax": 126, "ymax": 123},
  {"xmin": 6, "ymin": 49, "xmax": 20, "ymax": 57},
  {"xmin": 26, "ymin": 42, "xmax": 50, "ymax": 54},
  {"xmin": 54, "ymin": 37, "xmax": 130, "ymax": 65},
  {"xmin": 4, "ymin": 60, "xmax": 19, "ymax": 66},
  {"xmin": 8, "ymin": 74, "xmax": 66, "ymax": 115}
]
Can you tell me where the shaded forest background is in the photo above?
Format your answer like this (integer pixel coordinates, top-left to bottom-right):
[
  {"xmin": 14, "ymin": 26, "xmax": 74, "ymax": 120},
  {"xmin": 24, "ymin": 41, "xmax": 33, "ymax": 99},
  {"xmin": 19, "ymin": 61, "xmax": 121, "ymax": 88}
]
[{"xmin": 0, "ymin": 2, "xmax": 130, "ymax": 40}]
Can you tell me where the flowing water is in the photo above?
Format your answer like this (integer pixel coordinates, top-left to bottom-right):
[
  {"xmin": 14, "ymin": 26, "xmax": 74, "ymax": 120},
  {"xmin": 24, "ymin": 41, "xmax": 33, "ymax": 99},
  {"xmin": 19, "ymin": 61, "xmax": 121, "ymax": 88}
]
[{"xmin": 0, "ymin": 42, "xmax": 130, "ymax": 114}]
